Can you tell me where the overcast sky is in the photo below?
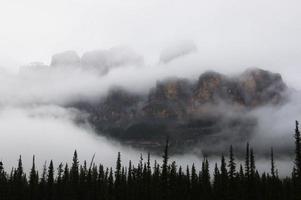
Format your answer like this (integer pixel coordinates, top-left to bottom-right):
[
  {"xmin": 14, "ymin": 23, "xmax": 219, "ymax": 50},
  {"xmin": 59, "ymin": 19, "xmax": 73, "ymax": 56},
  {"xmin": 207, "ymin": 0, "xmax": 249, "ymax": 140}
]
[
  {"xmin": 1, "ymin": 0, "xmax": 301, "ymax": 84},
  {"xmin": 0, "ymin": 0, "xmax": 300, "ymax": 174}
]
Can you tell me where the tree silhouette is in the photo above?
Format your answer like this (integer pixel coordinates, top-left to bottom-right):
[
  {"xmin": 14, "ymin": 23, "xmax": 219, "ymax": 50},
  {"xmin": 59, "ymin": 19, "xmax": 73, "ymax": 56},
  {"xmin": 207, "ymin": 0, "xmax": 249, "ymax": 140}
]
[{"xmin": 0, "ymin": 122, "xmax": 300, "ymax": 200}]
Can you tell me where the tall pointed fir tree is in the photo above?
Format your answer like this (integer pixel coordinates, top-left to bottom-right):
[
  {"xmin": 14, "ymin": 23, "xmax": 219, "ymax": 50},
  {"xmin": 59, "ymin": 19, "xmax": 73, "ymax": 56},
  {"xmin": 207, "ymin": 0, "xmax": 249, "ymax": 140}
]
[
  {"xmin": 47, "ymin": 160, "xmax": 54, "ymax": 200},
  {"xmin": 294, "ymin": 120, "xmax": 301, "ymax": 200},
  {"xmin": 228, "ymin": 145, "xmax": 237, "ymax": 200},
  {"xmin": 0, "ymin": 160, "xmax": 7, "ymax": 200},
  {"xmin": 29, "ymin": 155, "xmax": 38, "ymax": 200},
  {"xmin": 56, "ymin": 163, "xmax": 64, "ymax": 200},
  {"xmin": 270, "ymin": 147, "xmax": 276, "ymax": 179},
  {"xmin": 115, "ymin": 152, "xmax": 122, "ymax": 200},
  {"xmin": 220, "ymin": 154, "xmax": 228, "ymax": 199},
  {"xmin": 14, "ymin": 155, "xmax": 26, "ymax": 200},
  {"xmin": 228, "ymin": 145, "xmax": 236, "ymax": 180},
  {"xmin": 201, "ymin": 158, "xmax": 211, "ymax": 199},
  {"xmin": 295, "ymin": 121, "xmax": 301, "ymax": 177},
  {"xmin": 245, "ymin": 143, "xmax": 250, "ymax": 178},
  {"xmin": 250, "ymin": 148, "xmax": 256, "ymax": 179},
  {"xmin": 70, "ymin": 150, "xmax": 79, "ymax": 199},
  {"xmin": 161, "ymin": 138, "xmax": 169, "ymax": 200}
]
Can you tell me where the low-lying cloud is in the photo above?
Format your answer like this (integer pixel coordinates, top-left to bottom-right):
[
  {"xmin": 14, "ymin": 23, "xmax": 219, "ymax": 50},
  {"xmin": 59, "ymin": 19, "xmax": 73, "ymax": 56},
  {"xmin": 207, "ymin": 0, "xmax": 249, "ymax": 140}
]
[
  {"xmin": 0, "ymin": 44, "xmax": 299, "ymax": 176},
  {"xmin": 159, "ymin": 41, "xmax": 197, "ymax": 64},
  {"xmin": 0, "ymin": 105, "xmax": 292, "ymax": 177}
]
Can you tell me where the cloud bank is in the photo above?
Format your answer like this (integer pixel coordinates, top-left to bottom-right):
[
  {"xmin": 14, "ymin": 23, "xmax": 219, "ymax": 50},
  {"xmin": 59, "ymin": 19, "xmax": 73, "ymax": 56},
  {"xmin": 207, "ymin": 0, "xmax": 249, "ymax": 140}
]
[
  {"xmin": 159, "ymin": 41, "xmax": 197, "ymax": 63},
  {"xmin": 0, "ymin": 44, "xmax": 298, "ymax": 176}
]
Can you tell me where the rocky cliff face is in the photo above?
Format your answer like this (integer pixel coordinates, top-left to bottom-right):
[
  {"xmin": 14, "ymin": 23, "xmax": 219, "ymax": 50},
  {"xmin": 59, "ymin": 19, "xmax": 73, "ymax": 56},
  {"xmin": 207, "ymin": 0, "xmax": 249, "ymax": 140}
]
[{"xmin": 71, "ymin": 68, "xmax": 288, "ymax": 154}]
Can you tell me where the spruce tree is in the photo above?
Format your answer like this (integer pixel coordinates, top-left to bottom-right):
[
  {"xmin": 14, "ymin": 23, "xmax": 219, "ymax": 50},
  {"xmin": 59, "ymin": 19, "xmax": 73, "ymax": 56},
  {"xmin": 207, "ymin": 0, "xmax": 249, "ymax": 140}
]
[
  {"xmin": 39, "ymin": 162, "xmax": 47, "ymax": 200},
  {"xmin": 161, "ymin": 138, "xmax": 169, "ymax": 200},
  {"xmin": 294, "ymin": 121, "xmax": 301, "ymax": 177},
  {"xmin": 70, "ymin": 151, "xmax": 79, "ymax": 199},
  {"xmin": 270, "ymin": 147, "xmax": 276, "ymax": 178},
  {"xmin": 228, "ymin": 145, "xmax": 236, "ymax": 180},
  {"xmin": 190, "ymin": 163, "xmax": 199, "ymax": 199},
  {"xmin": 213, "ymin": 163, "xmax": 221, "ymax": 198},
  {"xmin": 250, "ymin": 149, "xmax": 256, "ymax": 178},
  {"xmin": 29, "ymin": 156, "xmax": 38, "ymax": 200},
  {"xmin": 70, "ymin": 150, "xmax": 79, "ymax": 185},
  {"xmin": 294, "ymin": 120, "xmax": 301, "ymax": 200},
  {"xmin": 56, "ymin": 163, "xmax": 63, "ymax": 200},
  {"xmin": 228, "ymin": 145, "xmax": 237, "ymax": 200},
  {"xmin": 0, "ymin": 161, "xmax": 7, "ymax": 200},
  {"xmin": 115, "ymin": 152, "xmax": 122, "ymax": 200},
  {"xmin": 201, "ymin": 158, "xmax": 211, "ymax": 199},
  {"xmin": 115, "ymin": 152, "xmax": 121, "ymax": 184},
  {"xmin": 245, "ymin": 143, "xmax": 250, "ymax": 178},
  {"xmin": 47, "ymin": 160, "xmax": 54, "ymax": 200},
  {"xmin": 220, "ymin": 154, "xmax": 228, "ymax": 198}
]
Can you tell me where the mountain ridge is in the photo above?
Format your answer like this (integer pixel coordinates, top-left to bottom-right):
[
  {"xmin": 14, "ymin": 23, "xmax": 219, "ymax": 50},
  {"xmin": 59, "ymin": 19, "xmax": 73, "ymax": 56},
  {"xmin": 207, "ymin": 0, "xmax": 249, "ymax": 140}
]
[{"xmin": 71, "ymin": 68, "xmax": 288, "ymax": 155}]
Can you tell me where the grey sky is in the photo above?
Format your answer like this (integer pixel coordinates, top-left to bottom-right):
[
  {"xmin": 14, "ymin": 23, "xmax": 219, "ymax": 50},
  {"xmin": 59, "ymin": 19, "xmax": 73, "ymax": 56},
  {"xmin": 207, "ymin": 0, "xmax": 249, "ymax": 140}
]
[
  {"xmin": 0, "ymin": 0, "xmax": 301, "ymax": 87},
  {"xmin": 0, "ymin": 0, "xmax": 300, "ymax": 174}
]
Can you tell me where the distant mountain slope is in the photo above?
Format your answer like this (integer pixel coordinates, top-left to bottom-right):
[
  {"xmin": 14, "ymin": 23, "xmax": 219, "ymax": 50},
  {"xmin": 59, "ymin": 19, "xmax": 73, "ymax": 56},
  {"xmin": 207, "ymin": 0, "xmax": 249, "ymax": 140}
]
[{"xmin": 71, "ymin": 68, "xmax": 288, "ymax": 155}]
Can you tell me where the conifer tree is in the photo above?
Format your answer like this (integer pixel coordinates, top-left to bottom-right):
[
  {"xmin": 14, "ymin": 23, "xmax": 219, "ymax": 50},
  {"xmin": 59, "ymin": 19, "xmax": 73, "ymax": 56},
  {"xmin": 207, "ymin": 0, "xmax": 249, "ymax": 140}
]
[
  {"xmin": 56, "ymin": 163, "xmax": 64, "ymax": 200},
  {"xmin": 228, "ymin": 145, "xmax": 236, "ymax": 180},
  {"xmin": 294, "ymin": 120, "xmax": 301, "ymax": 200},
  {"xmin": 250, "ymin": 149, "xmax": 256, "ymax": 178},
  {"xmin": 190, "ymin": 163, "xmax": 199, "ymax": 199},
  {"xmin": 228, "ymin": 145, "xmax": 237, "ymax": 200},
  {"xmin": 245, "ymin": 143, "xmax": 250, "ymax": 178},
  {"xmin": 270, "ymin": 147, "xmax": 276, "ymax": 178},
  {"xmin": 220, "ymin": 154, "xmax": 228, "ymax": 182},
  {"xmin": 29, "ymin": 156, "xmax": 38, "ymax": 200},
  {"xmin": 70, "ymin": 150, "xmax": 79, "ymax": 185},
  {"xmin": 47, "ymin": 160, "xmax": 54, "ymax": 186},
  {"xmin": 16, "ymin": 155, "xmax": 24, "ymax": 181},
  {"xmin": 0, "ymin": 161, "xmax": 7, "ymax": 200},
  {"xmin": 39, "ymin": 162, "xmax": 47, "ymax": 200},
  {"xmin": 62, "ymin": 164, "xmax": 69, "ymax": 184},
  {"xmin": 161, "ymin": 138, "xmax": 169, "ymax": 200},
  {"xmin": 220, "ymin": 154, "xmax": 228, "ymax": 198},
  {"xmin": 295, "ymin": 121, "xmax": 301, "ymax": 177},
  {"xmin": 57, "ymin": 163, "xmax": 63, "ymax": 184},
  {"xmin": 115, "ymin": 152, "xmax": 121, "ymax": 184},
  {"xmin": 0, "ymin": 122, "xmax": 300, "ymax": 200},
  {"xmin": 201, "ymin": 158, "xmax": 211, "ymax": 199},
  {"xmin": 108, "ymin": 168, "xmax": 114, "ymax": 200},
  {"xmin": 115, "ymin": 152, "xmax": 122, "ymax": 200},
  {"xmin": 47, "ymin": 160, "xmax": 54, "ymax": 200},
  {"xmin": 213, "ymin": 163, "xmax": 220, "ymax": 193}
]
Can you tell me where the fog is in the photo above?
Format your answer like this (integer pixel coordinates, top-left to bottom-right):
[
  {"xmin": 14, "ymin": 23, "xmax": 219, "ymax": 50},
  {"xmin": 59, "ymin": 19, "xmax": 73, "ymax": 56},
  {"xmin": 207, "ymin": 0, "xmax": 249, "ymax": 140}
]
[
  {"xmin": 0, "ymin": 104, "xmax": 293, "ymax": 177},
  {"xmin": 0, "ymin": 46, "xmax": 298, "ymax": 176},
  {"xmin": 0, "ymin": 104, "xmax": 204, "ymax": 173},
  {"xmin": 0, "ymin": 0, "xmax": 301, "ymax": 176},
  {"xmin": 1, "ymin": 0, "xmax": 301, "ymax": 90}
]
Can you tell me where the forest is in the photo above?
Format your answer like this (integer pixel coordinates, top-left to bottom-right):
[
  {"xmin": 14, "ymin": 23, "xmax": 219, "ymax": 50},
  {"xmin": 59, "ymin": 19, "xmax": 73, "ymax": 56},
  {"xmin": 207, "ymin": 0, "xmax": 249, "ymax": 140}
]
[{"xmin": 0, "ymin": 121, "xmax": 300, "ymax": 200}]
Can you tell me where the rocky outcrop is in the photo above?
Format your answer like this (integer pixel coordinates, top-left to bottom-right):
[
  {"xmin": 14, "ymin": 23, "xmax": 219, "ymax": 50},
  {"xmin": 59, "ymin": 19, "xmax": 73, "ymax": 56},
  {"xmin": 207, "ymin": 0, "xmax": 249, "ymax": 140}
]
[
  {"xmin": 50, "ymin": 51, "xmax": 80, "ymax": 67},
  {"xmin": 48, "ymin": 47, "xmax": 143, "ymax": 74},
  {"xmin": 81, "ymin": 47, "xmax": 143, "ymax": 74},
  {"xmin": 238, "ymin": 68, "xmax": 286, "ymax": 106},
  {"xmin": 71, "ymin": 68, "xmax": 288, "ymax": 154},
  {"xmin": 143, "ymin": 79, "xmax": 191, "ymax": 119}
]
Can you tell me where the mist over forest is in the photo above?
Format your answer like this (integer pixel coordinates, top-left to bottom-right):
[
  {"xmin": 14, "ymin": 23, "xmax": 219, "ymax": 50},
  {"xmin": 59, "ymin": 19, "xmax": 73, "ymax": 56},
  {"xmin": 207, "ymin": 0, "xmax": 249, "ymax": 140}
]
[
  {"xmin": 0, "ymin": 44, "xmax": 298, "ymax": 178},
  {"xmin": 1, "ymin": 0, "xmax": 301, "ymax": 190}
]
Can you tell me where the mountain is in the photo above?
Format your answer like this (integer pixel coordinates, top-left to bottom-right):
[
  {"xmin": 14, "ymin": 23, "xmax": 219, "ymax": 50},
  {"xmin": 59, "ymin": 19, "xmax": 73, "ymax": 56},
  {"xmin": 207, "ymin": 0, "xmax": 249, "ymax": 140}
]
[{"xmin": 71, "ymin": 68, "xmax": 288, "ymax": 155}]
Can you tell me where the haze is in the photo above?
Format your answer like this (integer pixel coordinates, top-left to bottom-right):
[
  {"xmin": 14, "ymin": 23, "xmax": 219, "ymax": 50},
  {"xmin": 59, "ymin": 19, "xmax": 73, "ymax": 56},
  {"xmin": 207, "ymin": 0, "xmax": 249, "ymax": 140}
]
[
  {"xmin": 0, "ymin": 0, "xmax": 300, "ymax": 176},
  {"xmin": 0, "ymin": 0, "xmax": 300, "ymax": 88}
]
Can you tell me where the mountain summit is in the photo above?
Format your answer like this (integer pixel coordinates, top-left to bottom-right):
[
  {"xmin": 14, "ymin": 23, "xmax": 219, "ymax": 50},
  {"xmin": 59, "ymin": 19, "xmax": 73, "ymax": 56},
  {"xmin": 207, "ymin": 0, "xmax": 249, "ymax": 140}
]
[{"xmin": 72, "ymin": 68, "xmax": 287, "ymax": 154}]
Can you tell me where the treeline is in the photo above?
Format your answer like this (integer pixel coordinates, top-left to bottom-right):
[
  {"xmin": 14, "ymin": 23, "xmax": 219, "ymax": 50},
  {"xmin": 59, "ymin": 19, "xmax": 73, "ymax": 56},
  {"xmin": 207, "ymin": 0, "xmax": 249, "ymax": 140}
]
[{"xmin": 0, "ymin": 122, "xmax": 301, "ymax": 200}]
